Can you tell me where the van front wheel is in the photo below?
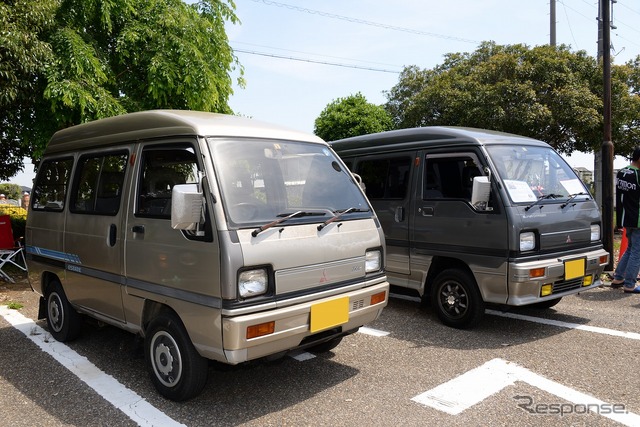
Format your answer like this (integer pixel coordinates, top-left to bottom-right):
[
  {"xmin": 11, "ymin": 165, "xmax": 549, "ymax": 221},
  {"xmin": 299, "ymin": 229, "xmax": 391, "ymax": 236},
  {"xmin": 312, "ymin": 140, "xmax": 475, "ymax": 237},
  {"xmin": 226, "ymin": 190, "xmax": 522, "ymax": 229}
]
[
  {"xmin": 46, "ymin": 281, "xmax": 82, "ymax": 342},
  {"xmin": 431, "ymin": 269, "xmax": 484, "ymax": 329},
  {"xmin": 145, "ymin": 312, "xmax": 208, "ymax": 401}
]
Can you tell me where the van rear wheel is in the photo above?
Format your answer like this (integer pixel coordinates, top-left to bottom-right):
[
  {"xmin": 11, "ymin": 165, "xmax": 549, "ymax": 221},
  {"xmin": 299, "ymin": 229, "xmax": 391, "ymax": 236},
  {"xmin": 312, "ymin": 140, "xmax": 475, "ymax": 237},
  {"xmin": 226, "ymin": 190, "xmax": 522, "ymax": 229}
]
[
  {"xmin": 431, "ymin": 269, "xmax": 484, "ymax": 329},
  {"xmin": 145, "ymin": 312, "xmax": 208, "ymax": 401},
  {"xmin": 45, "ymin": 281, "xmax": 82, "ymax": 342}
]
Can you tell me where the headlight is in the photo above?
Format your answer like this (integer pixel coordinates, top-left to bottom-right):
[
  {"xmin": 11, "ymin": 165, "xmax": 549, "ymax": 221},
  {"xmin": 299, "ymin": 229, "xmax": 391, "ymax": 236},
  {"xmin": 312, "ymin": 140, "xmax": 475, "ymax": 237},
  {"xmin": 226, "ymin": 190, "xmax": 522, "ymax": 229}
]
[
  {"xmin": 590, "ymin": 224, "xmax": 600, "ymax": 242},
  {"xmin": 238, "ymin": 268, "xmax": 268, "ymax": 298},
  {"xmin": 365, "ymin": 250, "xmax": 381, "ymax": 273},
  {"xmin": 520, "ymin": 232, "xmax": 535, "ymax": 252}
]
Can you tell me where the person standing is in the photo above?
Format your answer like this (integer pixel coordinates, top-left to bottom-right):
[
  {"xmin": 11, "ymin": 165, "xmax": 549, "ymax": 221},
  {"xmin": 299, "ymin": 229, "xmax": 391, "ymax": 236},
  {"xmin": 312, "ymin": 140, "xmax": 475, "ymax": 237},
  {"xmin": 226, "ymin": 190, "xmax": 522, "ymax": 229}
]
[
  {"xmin": 612, "ymin": 147, "xmax": 640, "ymax": 293},
  {"xmin": 21, "ymin": 192, "xmax": 30, "ymax": 210}
]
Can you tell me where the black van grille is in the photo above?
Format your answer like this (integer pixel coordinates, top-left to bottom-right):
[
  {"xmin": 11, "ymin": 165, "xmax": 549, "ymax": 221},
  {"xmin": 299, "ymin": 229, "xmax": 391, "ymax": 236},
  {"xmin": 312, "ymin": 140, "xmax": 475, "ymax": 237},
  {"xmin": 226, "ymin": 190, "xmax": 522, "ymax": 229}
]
[{"xmin": 552, "ymin": 277, "xmax": 584, "ymax": 294}]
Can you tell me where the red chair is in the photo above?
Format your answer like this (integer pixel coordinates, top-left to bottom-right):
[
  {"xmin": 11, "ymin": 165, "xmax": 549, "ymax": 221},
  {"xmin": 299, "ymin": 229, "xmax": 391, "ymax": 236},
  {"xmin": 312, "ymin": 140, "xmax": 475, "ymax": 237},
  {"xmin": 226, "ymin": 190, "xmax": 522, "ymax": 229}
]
[{"xmin": 0, "ymin": 215, "xmax": 27, "ymax": 283}]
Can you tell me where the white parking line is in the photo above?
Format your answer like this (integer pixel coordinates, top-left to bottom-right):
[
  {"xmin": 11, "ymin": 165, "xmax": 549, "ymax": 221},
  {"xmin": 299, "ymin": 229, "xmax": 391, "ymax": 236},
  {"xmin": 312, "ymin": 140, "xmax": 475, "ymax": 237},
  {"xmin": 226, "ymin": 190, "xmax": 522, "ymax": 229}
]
[
  {"xmin": 0, "ymin": 306, "xmax": 184, "ymax": 427},
  {"xmin": 486, "ymin": 309, "xmax": 640, "ymax": 340},
  {"xmin": 412, "ymin": 358, "xmax": 640, "ymax": 426},
  {"xmin": 359, "ymin": 326, "xmax": 390, "ymax": 337},
  {"xmin": 388, "ymin": 293, "xmax": 640, "ymax": 340}
]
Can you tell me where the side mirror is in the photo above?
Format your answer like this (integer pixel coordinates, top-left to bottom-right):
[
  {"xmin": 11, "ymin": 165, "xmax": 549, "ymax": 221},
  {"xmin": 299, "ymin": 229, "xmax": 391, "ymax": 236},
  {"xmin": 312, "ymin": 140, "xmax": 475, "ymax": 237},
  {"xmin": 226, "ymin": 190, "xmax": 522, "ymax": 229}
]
[
  {"xmin": 471, "ymin": 176, "xmax": 491, "ymax": 210},
  {"xmin": 171, "ymin": 184, "xmax": 203, "ymax": 230}
]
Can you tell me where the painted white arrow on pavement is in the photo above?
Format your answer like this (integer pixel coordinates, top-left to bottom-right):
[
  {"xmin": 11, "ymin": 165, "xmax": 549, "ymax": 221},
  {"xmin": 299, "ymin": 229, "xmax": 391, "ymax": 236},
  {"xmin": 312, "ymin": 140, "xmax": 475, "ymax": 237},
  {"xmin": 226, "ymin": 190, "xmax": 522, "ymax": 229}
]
[{"xmin": 412, "ymin": 358, "xmax": 640, "ymax": 426}]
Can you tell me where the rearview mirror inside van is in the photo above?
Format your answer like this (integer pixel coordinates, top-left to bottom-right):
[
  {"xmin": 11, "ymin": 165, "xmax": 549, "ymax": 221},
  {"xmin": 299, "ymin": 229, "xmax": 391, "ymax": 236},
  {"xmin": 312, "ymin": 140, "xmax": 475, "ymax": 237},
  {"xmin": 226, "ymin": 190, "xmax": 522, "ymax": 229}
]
[
  {"xmin": 171, "ymin": 184, "xmax": 203, "ymax": 230},
  {"xmin": 471, "ymin": 176, "xmax": 491, "ymax": 210}
]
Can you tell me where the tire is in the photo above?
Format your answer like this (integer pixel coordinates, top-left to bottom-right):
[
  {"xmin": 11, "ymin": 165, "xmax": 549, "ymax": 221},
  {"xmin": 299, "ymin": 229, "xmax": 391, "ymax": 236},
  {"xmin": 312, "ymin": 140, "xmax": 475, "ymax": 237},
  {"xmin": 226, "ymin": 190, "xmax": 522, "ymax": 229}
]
[
  {"xmin": 530, "ymin": 297, "xmax": 562, "ymax": 309},
  {"xmin": 145, "ymin": 312, "xmax": 208, "ymax": 401},
  {"xmin": 307, "ymin": 336, "xmax": 343, "ymax": 353},
  {"xmin": 431, "ymin": 269, "xmax": 484, "ymax": 329},
  {"xmin": 45, "ymin": 281, "xmax": 82, "ymax": 342}
]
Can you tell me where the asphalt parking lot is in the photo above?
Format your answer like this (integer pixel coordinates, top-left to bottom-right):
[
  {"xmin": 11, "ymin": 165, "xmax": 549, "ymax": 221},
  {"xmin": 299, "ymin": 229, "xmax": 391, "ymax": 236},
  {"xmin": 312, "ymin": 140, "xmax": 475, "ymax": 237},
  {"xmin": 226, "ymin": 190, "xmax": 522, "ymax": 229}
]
[{"xmin": 1, "ymin": 278, "xmax": 639, "ymax": 426}]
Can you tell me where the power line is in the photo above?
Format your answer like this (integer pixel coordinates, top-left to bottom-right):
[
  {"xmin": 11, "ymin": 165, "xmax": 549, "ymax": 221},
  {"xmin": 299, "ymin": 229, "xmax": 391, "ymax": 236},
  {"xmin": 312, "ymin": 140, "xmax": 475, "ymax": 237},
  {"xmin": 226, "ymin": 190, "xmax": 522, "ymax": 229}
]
[
  {"xmin": 232, "ymin": 41, "xmax": 403, "ymax": 69},
  {"xmin": 248, "ymin": 0, "xmax": 480, "ymax": 44},
  {"xmin": 233, "ymin": 49, "xmax": 402, "ymax": 73}
]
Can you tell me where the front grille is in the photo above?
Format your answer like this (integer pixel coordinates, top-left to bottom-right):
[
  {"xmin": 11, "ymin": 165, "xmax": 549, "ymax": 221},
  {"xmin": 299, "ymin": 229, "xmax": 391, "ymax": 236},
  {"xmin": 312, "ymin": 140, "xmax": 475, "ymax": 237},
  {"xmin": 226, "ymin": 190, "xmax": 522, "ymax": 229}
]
[
  {"xmin": 352, "ymin": 298, "xmax": 365, "ymax": 311},
  {"xmin": 552, "ymin": 277, "xmax": 584, "ymax": 294}
]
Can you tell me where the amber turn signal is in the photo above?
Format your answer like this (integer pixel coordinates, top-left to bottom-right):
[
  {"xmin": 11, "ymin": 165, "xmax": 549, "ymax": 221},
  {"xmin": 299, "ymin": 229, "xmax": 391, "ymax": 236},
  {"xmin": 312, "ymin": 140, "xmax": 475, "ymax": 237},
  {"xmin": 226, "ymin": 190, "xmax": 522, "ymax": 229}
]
[
  {"xmin": 246, "ymin": 321, "xmax": 275, "ymax": 339},
  {"xmin": 370, "ymin": 291, "xmax": 386, "ymax": 306}
]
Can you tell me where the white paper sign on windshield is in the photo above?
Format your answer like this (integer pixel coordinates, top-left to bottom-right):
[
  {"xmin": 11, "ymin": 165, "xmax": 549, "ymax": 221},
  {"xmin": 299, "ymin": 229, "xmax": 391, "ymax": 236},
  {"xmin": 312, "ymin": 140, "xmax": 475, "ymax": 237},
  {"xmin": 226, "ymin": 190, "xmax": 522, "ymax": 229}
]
[
  {"xmin": 504, "ymin": 180, "xmax": 537, "ymax": 203},
  {"xmin": 560, "ymin": 179, "xmax": 585, "ymax": 195}
]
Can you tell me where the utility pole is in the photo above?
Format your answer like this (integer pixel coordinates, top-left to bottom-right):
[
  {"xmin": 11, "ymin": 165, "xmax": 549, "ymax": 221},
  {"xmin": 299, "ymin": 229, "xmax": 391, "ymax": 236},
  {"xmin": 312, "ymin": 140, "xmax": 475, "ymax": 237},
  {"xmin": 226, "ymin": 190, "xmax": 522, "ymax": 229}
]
[
  {"xmin": 550, "ymin": 0, "xmax": 556, "ymax": 46},
  {"xmin": 600, "ymin": 0, "xmax": 615, "ymax": 271}
]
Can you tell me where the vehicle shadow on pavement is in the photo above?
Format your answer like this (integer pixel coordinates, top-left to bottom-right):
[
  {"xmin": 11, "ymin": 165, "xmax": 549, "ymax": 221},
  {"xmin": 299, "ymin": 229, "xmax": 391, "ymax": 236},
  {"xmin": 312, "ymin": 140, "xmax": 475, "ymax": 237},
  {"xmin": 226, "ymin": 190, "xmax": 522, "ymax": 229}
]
[{"xmin": 372, "ymin": 296, "xmax": 587, "ymax": 352}]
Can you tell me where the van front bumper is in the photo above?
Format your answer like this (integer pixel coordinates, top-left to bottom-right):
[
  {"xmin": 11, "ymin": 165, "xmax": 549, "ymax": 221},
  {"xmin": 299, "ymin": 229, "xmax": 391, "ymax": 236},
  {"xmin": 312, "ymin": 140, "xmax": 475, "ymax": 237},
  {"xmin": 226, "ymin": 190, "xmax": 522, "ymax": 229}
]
[
  {"xmin": 220, "ymin": 280, "xmax": 389, "ymax": 364},
  {"xmin": 506, "ymin": 248, "xmax": 609, "ymax": 306}
]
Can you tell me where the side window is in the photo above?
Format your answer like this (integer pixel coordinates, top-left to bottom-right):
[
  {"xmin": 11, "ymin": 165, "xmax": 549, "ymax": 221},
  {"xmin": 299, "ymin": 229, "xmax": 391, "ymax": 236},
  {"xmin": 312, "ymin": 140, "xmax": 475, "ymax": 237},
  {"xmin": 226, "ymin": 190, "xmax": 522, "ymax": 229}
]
[
  {"xmin": 356, "ymin": 156, "xmax": 412, "ymax": 200},
  {"xmin": 136, "ymin": 145, "xmax": 199, "ymax": 219},
  {"xmin": 424, "ymin": 154, "xmax": 482, "ymax": 200},
  {"xmin": 71, "ymin": 152, "xmax": 128, "ymax": 215},
  {"xmin": 32, "ymin": 158, "xmax": 74, "ymax": 211}
]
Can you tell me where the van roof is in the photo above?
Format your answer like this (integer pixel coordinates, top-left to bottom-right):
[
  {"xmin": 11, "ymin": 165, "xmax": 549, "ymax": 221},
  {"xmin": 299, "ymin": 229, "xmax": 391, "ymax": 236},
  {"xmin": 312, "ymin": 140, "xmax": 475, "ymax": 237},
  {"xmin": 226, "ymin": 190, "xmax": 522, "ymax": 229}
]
[
  {"xmin": 46, "ymin": 110, "xmax": 325, "ymax": 154},
  {"xmin": 330, "ymin": 126, "xmax": 545, "ymax": 155}
]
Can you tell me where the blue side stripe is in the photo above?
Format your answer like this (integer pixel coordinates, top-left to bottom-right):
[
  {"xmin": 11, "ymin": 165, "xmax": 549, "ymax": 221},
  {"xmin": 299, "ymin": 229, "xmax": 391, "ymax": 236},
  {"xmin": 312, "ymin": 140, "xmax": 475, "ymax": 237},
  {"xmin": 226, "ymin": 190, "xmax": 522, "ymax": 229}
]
[{"xmin": 26, "ymin": 246, "xmax": 82, "ymax": 264}]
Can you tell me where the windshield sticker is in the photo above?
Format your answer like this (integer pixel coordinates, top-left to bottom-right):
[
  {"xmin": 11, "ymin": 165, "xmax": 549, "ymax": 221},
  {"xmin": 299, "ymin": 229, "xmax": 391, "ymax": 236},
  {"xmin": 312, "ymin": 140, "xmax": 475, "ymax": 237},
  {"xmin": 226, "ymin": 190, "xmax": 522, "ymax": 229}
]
[
  {"xmin": 560, "ymin": 179, "xmax": 584, "ymax": 194},
  {"xmin": 504, "ymin": 180, "xmax": 537, "ymax": 203}
]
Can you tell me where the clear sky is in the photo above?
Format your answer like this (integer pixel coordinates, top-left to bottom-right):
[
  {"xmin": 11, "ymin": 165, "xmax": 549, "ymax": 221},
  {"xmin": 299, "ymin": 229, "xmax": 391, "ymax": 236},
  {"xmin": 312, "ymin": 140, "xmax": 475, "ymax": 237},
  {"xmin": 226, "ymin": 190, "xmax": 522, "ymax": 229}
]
[{"xmin": 9, "ymin": 0, "xmax": 638, "ymax": 187}]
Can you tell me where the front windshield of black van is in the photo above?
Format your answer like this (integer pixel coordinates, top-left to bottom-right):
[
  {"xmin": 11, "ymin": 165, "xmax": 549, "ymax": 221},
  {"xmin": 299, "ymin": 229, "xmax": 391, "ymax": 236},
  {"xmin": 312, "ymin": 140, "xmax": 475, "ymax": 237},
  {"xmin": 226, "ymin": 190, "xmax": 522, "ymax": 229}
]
[
  {"xmin": 207, "ymin": 138, "xmax": 370, "ymax": 227},
  {"xmin": 486, "ymin": 144, "xmax": 589, "ymax": 204}
]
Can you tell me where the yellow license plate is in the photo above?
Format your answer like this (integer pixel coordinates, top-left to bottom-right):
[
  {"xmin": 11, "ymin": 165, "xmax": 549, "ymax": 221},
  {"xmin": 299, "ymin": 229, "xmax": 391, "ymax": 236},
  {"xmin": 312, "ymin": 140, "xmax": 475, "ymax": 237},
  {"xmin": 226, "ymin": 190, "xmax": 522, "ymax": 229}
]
[
  {"xmin": 310, "ymin": 297, "xmax": 349, "ymax": 333},
  {"xmin": 565, "ymin": 258, "xmax": 585, "ymax": 280}
]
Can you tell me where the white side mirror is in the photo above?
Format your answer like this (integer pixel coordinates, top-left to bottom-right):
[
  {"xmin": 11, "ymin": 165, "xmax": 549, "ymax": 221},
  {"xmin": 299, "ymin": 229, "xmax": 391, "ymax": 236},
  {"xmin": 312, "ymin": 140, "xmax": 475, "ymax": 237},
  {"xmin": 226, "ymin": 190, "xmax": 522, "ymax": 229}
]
[
  {"xmin": 471, "ymin": 176, "xmax": 491, "ymax": 209},
  {"xmin": 171, "ymin": 184, "xmax": 203, "ymax": 230}
]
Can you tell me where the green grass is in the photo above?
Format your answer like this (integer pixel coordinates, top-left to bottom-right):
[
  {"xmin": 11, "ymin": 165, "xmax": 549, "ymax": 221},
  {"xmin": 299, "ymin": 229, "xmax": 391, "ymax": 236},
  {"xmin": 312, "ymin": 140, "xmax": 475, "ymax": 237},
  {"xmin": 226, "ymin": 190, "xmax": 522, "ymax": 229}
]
[{"xmin": 5, "ymin": 302, "xmax": 23, "ymax": 310}]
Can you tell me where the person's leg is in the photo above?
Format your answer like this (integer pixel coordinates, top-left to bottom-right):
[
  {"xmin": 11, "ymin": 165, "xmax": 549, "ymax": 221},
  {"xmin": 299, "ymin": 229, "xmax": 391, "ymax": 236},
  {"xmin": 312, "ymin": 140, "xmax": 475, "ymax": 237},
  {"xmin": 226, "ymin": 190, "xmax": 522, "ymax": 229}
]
[
  {"xmin": 614, "ymin": 243, "xmax": 629, "ymax": 282},
  {"xmin": 622, "ymin": 228, "xmax": 640, "ymax": 291}
]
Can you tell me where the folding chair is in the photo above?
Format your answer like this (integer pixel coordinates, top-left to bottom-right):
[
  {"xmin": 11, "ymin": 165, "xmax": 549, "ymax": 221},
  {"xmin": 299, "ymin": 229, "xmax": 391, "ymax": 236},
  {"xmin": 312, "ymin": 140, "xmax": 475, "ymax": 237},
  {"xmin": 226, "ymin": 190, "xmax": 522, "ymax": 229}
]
[{"xmin": 0, "ymin": 215, "xmax": 27, "ymax": 283}]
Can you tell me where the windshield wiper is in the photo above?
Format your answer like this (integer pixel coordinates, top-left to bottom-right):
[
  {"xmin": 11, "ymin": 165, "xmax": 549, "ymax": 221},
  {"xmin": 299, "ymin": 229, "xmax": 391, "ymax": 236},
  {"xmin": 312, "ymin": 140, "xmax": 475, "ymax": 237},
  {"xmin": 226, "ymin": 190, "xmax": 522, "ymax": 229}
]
[
  {"xmin": 252, "ymin": 211, "xmax": 321, "ymax": 237},
  {"xmin": 524, "ymin": 193, "xmax": 563, "ymax": 211},
  {"xmin": 561, "ymin": 192, "xmax": 589, "ymax": 209},
  {"xmin": 317, "ymin": 207, "xmax": 365, "ymax": 231}
]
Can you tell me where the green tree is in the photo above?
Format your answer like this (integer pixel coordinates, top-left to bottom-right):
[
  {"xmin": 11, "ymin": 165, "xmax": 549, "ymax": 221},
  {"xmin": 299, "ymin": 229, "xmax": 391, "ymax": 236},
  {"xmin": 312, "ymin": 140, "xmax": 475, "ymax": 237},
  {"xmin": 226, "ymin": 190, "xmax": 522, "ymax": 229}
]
[
  {"xmin": 0, "ymin": 0, "xmax": 243, "ymax": 179},
  {"xmin": 0, "ymin": 183, "xmax": 23, "ymax": 201},
  {"xmin": 1, "ymin": 0, "xmax": 58, "ymax": 179},
  {"xmin": 385, "ymin": 42, "xmax": 640, "ymax": 156},
  {"xmin": 314, "ymin": 92, "xmax": 393, "ymax": 142}
]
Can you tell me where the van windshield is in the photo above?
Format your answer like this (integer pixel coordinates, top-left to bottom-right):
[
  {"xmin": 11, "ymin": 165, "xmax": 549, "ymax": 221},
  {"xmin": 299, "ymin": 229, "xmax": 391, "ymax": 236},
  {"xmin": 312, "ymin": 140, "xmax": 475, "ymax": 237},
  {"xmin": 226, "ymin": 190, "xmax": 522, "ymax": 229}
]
[
  {"xmin": 208, "ymin": 138, "xmax": 370, "ymax": 226},
  {"xmin": 485, "ymin": 144, "xmax": 589, "ymax": 204}
]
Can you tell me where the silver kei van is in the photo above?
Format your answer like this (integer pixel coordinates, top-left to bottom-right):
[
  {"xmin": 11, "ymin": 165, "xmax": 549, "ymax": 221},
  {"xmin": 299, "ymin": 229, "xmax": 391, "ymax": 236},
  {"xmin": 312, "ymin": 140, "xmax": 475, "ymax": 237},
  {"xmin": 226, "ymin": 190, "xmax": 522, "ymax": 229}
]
[
  {"xmin": 25, "ymin": 110, "xmax": 389, "ymax": 401},
  {"xmin": 331, "ymin": 127, "xmax": 609, "ymax": 329}
]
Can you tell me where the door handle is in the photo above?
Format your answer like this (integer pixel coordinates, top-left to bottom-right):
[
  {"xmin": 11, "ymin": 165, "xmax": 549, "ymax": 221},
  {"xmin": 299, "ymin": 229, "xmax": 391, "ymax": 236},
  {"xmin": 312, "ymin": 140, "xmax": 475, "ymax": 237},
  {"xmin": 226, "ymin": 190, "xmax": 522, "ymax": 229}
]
[
  {"xmin": 419, "ymin": 206, "xmax": 434, "ymax": 216},
  {"xmin": 108, "ymin": 224, "xmax": 117, "ymax": 247},
  {"xmin": 395, "ymin": 206, "xmax": 405, "ymax": 222},
  {"xmin": 132, "ymin": 225, "xmax": 145, "ymax": 234}
]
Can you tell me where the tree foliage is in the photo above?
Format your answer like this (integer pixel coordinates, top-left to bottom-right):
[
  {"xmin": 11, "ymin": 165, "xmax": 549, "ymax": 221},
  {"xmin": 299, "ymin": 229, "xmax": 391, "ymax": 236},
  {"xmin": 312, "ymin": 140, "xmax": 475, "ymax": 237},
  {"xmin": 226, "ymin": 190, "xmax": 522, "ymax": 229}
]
[
  {"xmin": 0, "ymin": 0, "xmax": 242, "ymax": 180},
  {"xmin": 1, "ymin": 0, "xmax": 58, "ymax": 179},
  {"xmin": 385, "ymin": 42, "xmax": 640, "ymax": 157},
  {"xmin": 314, "ymin": 92, "xmax": 393, "ymax": 142}
]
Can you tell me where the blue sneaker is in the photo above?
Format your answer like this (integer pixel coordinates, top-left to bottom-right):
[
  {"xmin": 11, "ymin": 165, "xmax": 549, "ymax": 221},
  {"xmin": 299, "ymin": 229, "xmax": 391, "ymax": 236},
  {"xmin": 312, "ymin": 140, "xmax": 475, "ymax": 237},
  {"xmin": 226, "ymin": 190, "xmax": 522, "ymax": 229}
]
[{"xmin": 623, "ymin": 285, "xmax": 640, "ymax": 294}]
